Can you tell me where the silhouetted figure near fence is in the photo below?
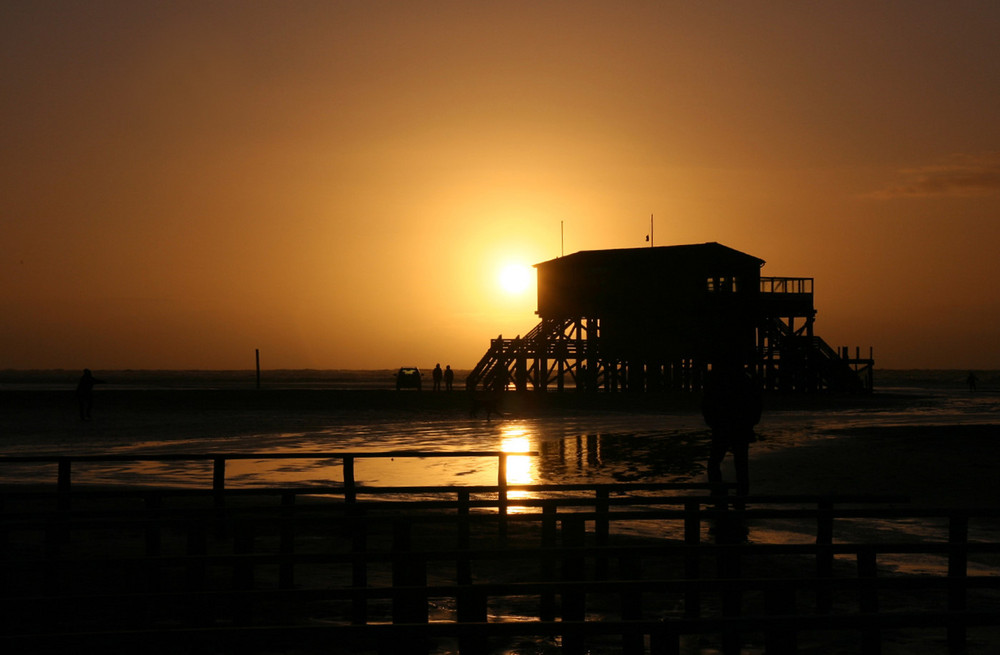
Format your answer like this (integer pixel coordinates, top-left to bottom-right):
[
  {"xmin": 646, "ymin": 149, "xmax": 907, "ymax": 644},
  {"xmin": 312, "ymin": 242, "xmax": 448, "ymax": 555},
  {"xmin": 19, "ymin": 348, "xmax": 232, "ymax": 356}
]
[
  {"xmin": 444, "ymin": 365, "xmax": 454, "ymax": 391},
  {"xmin": 76, "ymin": 369, "xmax": 105, "ymax": 420},
  {"xmin": 432, "ymin": 363, "xmax": 443, "ymax": 391},
  {"xmin": 702, "ymin": 362, "xmax": 762, "ymax": 507}
]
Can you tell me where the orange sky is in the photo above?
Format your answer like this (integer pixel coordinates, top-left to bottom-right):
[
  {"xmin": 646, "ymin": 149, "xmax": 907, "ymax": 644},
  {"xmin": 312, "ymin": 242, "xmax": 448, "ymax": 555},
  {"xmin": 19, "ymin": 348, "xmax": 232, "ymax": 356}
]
[{"xmin": 3, "ymin": 2, "xmax": 1000, "ymax": 371}]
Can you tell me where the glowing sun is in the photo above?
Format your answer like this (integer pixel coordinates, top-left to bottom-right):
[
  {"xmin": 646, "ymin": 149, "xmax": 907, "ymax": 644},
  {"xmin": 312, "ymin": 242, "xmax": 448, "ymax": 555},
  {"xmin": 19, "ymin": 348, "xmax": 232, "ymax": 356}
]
[{"xmin": 498, "ymin": 263, "xmax": 533, "ymax": 295}]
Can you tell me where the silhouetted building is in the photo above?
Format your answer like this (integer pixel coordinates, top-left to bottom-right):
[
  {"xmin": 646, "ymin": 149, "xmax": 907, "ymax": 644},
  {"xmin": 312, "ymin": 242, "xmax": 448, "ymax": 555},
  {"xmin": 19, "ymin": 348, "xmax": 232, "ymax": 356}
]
[{"xmin": 467, "ymin": 242, "xmax": 872, "ymax": 393}]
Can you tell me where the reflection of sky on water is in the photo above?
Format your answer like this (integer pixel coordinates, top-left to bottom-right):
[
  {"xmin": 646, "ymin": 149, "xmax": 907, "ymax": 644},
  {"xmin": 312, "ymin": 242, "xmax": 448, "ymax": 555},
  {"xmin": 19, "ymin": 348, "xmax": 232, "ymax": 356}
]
[
  {"xmin": 6, "ymin": 393, "xmax": 1000, "ymax": 574},
  {"xmin": 5, "ymin": 385, "xmax": 998, "ymax": 492}
]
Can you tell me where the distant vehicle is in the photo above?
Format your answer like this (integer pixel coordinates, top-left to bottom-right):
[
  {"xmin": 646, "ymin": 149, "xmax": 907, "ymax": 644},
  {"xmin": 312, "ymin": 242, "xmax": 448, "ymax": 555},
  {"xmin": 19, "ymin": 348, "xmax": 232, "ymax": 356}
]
[{"xmin": 395, "ymin": 367, "xmax": 422, "ymax": 391}]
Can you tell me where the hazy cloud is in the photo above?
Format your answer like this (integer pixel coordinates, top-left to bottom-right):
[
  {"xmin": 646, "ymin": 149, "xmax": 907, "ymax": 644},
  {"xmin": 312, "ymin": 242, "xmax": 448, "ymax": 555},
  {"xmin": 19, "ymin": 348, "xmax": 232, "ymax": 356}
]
[{"xmin": 868, "ymin": 152, "xmax": 1000, "ymax": 199}]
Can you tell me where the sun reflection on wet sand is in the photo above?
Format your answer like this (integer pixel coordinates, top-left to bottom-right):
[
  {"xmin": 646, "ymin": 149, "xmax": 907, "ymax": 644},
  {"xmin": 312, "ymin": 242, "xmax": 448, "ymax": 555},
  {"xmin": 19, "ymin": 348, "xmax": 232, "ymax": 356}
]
[{"xmin": 500, "ymin": 423, "xmax": 538, "ymax": 510}]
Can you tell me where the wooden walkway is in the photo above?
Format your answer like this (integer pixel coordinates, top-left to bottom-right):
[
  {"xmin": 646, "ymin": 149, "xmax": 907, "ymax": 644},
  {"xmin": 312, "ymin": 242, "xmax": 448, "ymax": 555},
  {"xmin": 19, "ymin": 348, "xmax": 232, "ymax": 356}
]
[{"xmin": 2, "ymin": 452, "xmax": 999, "ymax": 654}]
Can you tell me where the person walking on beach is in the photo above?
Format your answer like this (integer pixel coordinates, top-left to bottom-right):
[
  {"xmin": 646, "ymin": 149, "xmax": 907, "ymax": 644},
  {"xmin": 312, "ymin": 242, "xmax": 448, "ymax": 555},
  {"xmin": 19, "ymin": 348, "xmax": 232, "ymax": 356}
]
[
  {"xmin": 967, "ymin": 371, "xmax": 979, "ymax": 392},
  {"xmin": 76, "ymin": 368, "xmax": 105, "ymax": 420},
  {"xmin": 432, "ymin": 363, "xmax": 443, "ymax": 391},
  {"xmin": 444, "ymin": 365, "xmax": 454, "ymax": 391},
  {"xmin": 702, "ymin": 361, "xmax": 762, "ymax": 504}
]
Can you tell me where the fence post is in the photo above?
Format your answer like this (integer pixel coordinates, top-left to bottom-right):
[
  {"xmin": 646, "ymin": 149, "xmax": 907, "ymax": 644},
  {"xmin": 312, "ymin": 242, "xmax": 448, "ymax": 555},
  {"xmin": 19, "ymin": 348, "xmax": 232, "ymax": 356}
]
[
  {"xmin": 715, "ymin": 511, "xmax": 744, "ymax": 655},
  {"xmin": 540, "ymin": 502, "xmax": 557, "ymax": 621},
  {"xmin": 764, "ymin": 580, "xmax": 798, "ymax": 655},
  {"xmin": 948, "ymin": 512, "xmax": 969, "ymax": 652},
  {"xmin": 212, "ymin": 458, "xmax": 226, "ymax": 507},
  {"xmin": 650, "ymin": 620, "xmax": 681, "ymax": 655},
  {"xmin": 343, "ymin": 455, "xmax": 357, "ymax": 503},
  {"xmin": 233, "ymin": 521, "xmax": 255, "ymax": 625},
  {"xmin": 683, "ymin": 499, "xmax": 701, "ymax": 618},
  {"xmin": 497, "ymin": 453, "xmax": 508, "ymax": 542},
  {"xmin": 57, "ymin": 458, "xmax": 72, "ymax": 511},
  {"xmin": 620, "ymin": 553, "xmax": 644, "ymax": 655},
  {"xmin": 279, "ymin": 492, "xmax": 296, "ymax": 589},
  {"xmin": 595, "ymin": 487, "xmax": 610, "ymax": 580},
  {"xmin": 457, "ymin": 490, "xmax": 472, "ymax": 585},
  {"xmin": 144, "ymin": 492, "xmax": 163, "ymax": 592},
  {"xmin": 457, "ymin": 586, "xmax": 488, "ymax": 654},
  {"xmin": 815, "ymin": 499, "xmax": 834, "ymax": 613},
  {"xmin": 185, "ymin": 520, "xmax": 209, "ymax": 627},
  {"xmin": 351, "ymin": 506, "xmax": 368, "ymax": 625},
  {"xmin": 455, "ymin": 491, "xmax": 487, "ymax": 653},
  {"xmin": 561, "ymin": 515, "xmax": 587, "ymax": 655},
  {"xmin": 392, "ymin": 518, "xmax": 428, "ymax": 626},
  {"xmin": 857, "ymin": 546, "xmax": 880, "ymax": 655}
]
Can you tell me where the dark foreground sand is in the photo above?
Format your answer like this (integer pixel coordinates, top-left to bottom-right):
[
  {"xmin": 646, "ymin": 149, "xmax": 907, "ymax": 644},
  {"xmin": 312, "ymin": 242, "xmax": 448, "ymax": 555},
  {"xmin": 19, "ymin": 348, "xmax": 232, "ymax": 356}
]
[{"xmin": 3, "ymin": 389, "xmax": 1000, "ymax": 654}]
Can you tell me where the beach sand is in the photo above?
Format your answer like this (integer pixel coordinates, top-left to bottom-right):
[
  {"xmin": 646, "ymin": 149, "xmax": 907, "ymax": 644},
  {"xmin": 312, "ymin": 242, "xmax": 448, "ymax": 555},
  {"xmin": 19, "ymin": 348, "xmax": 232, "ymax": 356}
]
[
  {"xmin": 750, "ymin": 423, "xmax": 1000, "ymax": 509},
  {"xmin": 3, "ymin": 387, "xmax": 1000, "ymax": 653}
]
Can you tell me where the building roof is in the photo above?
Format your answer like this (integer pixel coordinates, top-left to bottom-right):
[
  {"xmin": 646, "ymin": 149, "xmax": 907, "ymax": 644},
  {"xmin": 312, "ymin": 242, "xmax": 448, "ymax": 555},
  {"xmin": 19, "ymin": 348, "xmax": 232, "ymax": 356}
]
[{"xmin": 534, "ymin": 242, "xmax": 765, "ymax": 270}]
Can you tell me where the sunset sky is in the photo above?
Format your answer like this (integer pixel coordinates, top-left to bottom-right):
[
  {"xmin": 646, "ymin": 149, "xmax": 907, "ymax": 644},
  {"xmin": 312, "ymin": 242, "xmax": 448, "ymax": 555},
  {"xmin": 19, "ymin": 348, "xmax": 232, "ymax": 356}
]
[{"xmin": 3, "ymin": 1, "xmax": 999, "ymax": 371}]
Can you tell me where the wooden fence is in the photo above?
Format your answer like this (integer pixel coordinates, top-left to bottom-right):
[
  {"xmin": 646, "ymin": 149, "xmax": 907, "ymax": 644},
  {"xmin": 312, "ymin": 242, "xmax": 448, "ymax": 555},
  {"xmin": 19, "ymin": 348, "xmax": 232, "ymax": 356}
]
[{"xmin": 2, "ymin": 452, "xmax": 1000, "ymax": 654}]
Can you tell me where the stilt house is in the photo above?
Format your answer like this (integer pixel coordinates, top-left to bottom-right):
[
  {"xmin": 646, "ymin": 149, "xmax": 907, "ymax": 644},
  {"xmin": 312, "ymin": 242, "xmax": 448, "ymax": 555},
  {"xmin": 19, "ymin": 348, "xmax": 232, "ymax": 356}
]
[{"xmin": 466, "ymin": 242, "xmax": 873, "ymax": 393}]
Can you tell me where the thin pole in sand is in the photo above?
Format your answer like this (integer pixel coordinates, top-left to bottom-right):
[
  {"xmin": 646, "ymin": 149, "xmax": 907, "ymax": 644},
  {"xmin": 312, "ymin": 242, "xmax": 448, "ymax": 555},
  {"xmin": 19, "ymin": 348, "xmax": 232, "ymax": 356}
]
[{"xmin": 255, "ymin": 349, "xmax": 261, "ymax": 389}]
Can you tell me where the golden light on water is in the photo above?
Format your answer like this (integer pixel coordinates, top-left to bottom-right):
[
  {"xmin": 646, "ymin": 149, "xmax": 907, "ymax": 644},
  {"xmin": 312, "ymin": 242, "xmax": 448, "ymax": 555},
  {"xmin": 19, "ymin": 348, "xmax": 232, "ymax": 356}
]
[{"xmin": 501, "ymin": 424, "xmax": 536, "ymax": 505}]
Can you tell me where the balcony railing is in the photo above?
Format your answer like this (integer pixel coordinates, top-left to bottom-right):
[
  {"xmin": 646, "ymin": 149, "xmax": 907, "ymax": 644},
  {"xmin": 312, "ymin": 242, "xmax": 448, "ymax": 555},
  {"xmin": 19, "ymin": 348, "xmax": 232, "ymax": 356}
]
[{"xmin": 760, "ymin": 276, "xmax": 813, "ymax": 294}]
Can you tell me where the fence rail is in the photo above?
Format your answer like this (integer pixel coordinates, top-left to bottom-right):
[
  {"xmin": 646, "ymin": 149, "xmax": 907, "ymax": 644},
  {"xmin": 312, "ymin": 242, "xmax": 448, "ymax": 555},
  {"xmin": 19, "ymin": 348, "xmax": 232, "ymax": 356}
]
[{"xmin": 3, "ymin": 452, "xmax": 1000, "ymax": 654}]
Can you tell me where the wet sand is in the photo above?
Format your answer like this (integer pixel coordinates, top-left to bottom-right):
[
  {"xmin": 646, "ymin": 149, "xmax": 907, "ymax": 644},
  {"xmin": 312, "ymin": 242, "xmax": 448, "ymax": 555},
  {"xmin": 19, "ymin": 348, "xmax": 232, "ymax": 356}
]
[{"xmin": 3, "ymin": 388, "xmax": 1000, "ymax": 653}]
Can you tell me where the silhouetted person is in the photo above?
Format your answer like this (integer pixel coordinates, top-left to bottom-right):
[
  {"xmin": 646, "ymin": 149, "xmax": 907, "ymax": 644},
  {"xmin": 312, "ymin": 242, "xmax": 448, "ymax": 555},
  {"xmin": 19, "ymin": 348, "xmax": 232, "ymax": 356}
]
[
  {"xmin": 702, "ymin": 362, "xmax": 761, "ymax": 504},
  {"xmin": 76, "ymin": 368, "xmax": 105, "ymax": 420},
  {"xmin": 432, "ymin": 363, "xmax": 443, "ymax": 391},
  {"xmin": 967, "ymin": 371, "xmax": 978, "ymax": 391},
  {"xmin": 444, "ymin": 365, "xmax": 454, "ymax": 391}
]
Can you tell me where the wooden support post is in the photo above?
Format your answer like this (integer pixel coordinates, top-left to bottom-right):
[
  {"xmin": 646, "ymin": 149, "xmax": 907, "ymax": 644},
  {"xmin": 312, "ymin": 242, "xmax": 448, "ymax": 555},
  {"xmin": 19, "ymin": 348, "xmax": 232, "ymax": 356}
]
[
  {"xmin": 212, "ymin": 458, "xmax": 226, "ymax": 506},
  {"xmin": 716, "ymin": 515, "xmax": 744, "ymax": 655},
  {"xmin": 457, "ymin": 490, "xmax": 471, "ymax": 585},
  {"xmin": 144, "ymin": 492, "xmax": 163, "ymax": 592},
  {"xmin": 233, "ymin": 521, "xmax": 255, "ymax": 625},
  {"xmin": 515, "ymin": 337, "xmax": 527, "ymax": 392},
  {"xmin": 279, "ymin": 492, "xmax": 296, "ymax": 589},
  {"xmin": 456, "ymin": 587, "xmax": 488, "ymax": 654},
  {"xmin": 620, "ymin": 554, "xmax": 644, "ymax": 654},
  {"xmin": 948, "ymin": 512, "xmax": 969, "ymax": 652},
  {"xmin": 595, "ymin": 487, "xmax": 610, "ymax": 580},
  {"xmin": 650, "ymin": 621, "xmax": 681, "ymax": 655},
  {"xmin": 540, "ymin": 503, "xmax": 557, "ymax": 621},
  {"xmin": 815, "ymin": 499, "xmax": 834, "ymax": 613},
  {"xmin": 683, "ymin": 499, "xmax": 701, "ymax": 618},
  {"xmin": 351, "ymin": 506, "xmax": 369, "ymax": 625},
  {"xmin": 857, "ymin": 546, "xmax": 880, "ymax": 655},
  {"xmin": 764, "ymin": 581, "xmax": 798, "ymax": 655},
  {"xmin": 185, "ymin": 521, "xmax": 209, "ymax": 626},
  {"xmin": 392, "ymin": 519, "xmax": 429, "ymax": 655},
  {"xmin": 57, "ymin": 458, "xmax": 71, "ymax": 511},
  {"xmin": 392, "ymin": 519, "xmax": 427, "ymax": 622},
  {"xmin": 561, "ymin": 515, "xmax": 587, "ymax": 655}
]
